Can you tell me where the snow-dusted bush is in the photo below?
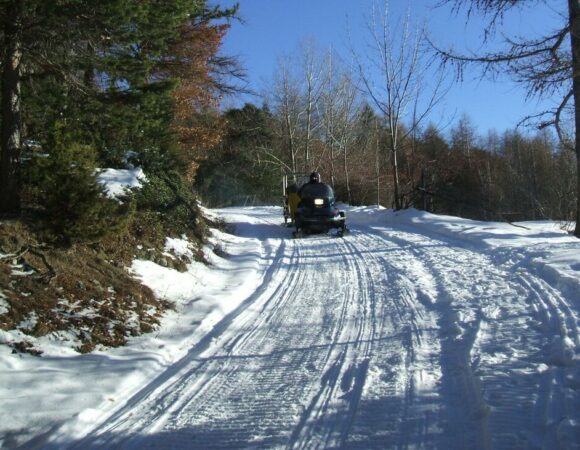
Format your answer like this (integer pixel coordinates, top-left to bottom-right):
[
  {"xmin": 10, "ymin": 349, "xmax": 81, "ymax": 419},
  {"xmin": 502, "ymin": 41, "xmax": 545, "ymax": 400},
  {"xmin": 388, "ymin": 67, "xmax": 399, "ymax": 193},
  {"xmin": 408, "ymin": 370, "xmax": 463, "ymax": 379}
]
[{"xmin": 23, "ymin": 139, "xmax": 134, "ymax": 244}]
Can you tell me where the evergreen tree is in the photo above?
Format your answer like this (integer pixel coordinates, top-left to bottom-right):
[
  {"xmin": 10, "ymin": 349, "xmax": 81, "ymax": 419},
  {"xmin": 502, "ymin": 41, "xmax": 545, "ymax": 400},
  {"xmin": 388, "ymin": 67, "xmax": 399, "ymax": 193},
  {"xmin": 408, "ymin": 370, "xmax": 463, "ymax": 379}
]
[
  {"xmin": 23, "ymin": 129, "xmax": 132, "ymax": 244},
  {"xmin": 196, "ymin": 103, "xmax": 279, "ymax": 206},
  {"xmin": 1, "ymin": 0, "xmax": 238, "ymax": 226}
]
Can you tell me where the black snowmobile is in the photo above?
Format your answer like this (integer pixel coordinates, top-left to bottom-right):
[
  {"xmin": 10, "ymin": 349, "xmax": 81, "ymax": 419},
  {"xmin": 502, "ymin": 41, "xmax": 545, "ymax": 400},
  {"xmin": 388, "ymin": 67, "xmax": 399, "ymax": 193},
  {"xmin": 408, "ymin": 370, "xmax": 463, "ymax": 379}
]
[{"xmin": 293, "ymin": 173, "xmax": 347, "ymax": 238}]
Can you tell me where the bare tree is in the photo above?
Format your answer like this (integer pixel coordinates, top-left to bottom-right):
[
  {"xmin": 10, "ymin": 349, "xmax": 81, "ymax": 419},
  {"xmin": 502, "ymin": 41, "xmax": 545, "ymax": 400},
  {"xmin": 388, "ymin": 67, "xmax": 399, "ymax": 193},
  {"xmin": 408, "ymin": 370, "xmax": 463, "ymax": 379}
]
[
  {"xmin": 298, "ymin": 39, "xmax": 326, "ymax": 170},
  {"xmin": 268, "ymin": 42, "xmax": 328, "ymax": 175},
  {"xmin": 271, "ymin": 58, "xmax": 302, "ymax": 174},
  {"xmin": 451, "ymin": 113, "xmax": 478, "ymax": 164},
  {"xmin": 319, "ymin": 53, "xmax": 362, "ymax": 204},
  {"xmin": 433, "ymin": 0, "xmax": 580, "ymax": 237},
  {"xmin": 320, "ymin": 49, "xmax": 339, "ymax": 187},
  {"xmin": 351, "ymin": 0, "xmax": 448, "ymax": 210}
]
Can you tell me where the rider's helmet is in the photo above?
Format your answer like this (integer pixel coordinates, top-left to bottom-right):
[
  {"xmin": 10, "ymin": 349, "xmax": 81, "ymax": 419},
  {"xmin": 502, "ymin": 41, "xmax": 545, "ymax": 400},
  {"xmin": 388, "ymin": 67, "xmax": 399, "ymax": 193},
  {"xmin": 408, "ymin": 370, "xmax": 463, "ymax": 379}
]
[{"xmin": 309, "ymin": 171, "xmax": 321, "ymax": 183}]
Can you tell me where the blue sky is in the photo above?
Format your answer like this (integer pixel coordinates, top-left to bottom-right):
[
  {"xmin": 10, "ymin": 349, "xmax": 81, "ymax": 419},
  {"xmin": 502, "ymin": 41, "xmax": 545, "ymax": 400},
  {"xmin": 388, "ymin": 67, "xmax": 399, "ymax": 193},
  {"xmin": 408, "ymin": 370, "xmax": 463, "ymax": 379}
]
[{"xmin": 218, "ymin": 0, "xmax": 566, "ymax": 135}]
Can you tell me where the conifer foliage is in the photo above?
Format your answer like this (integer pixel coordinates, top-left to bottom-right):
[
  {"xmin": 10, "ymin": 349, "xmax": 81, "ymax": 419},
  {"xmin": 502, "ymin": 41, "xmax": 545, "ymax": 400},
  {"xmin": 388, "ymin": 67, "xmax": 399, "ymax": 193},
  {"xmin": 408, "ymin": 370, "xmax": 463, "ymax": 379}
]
[
  {"xmin": 0, "ymin": 0, "xmax": 237, "ymax": 242},
  {"xmin": 24, "ymin": 131, "xmax": 132, "ymax": 245}
]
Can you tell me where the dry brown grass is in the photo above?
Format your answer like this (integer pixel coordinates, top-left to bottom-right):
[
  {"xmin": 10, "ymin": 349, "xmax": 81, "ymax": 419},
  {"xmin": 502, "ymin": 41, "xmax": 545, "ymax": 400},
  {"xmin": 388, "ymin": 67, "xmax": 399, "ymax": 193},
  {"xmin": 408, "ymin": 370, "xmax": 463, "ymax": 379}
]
[{"xmin": 0, "ymin": 212, "xmax": 198, "ymax": 355}]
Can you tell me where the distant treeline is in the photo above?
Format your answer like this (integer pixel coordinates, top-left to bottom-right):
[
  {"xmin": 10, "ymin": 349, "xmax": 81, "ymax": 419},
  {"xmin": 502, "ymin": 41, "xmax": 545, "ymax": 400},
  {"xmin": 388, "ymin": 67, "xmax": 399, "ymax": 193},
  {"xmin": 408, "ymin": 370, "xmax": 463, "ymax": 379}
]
[{"xmin": 199, "ymin": 102, "xmax": 576, "ymax": 224}]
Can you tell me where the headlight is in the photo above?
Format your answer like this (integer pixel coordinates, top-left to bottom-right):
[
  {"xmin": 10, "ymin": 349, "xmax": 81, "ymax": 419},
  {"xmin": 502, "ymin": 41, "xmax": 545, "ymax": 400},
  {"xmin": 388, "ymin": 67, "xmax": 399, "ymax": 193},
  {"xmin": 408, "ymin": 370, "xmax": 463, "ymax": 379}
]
[{"xmin": 314, "ymin": 198, "xmax": 324, "ymax": 206}]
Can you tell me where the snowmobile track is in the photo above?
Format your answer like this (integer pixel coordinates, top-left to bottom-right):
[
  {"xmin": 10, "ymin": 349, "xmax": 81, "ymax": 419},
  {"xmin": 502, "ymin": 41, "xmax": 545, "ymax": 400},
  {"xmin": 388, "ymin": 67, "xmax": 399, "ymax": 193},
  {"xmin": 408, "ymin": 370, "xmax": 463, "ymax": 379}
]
[{"xmin": 55, "ymin": 208, "xmax": 578, "ymax": 450}]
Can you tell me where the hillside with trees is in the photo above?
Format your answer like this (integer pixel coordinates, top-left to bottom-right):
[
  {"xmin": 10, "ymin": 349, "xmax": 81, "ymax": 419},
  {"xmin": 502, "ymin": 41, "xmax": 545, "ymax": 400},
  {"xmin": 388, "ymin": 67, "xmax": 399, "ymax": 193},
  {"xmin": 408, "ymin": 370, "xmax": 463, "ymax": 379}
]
[
  {"xmin": 0, "ymin": 0, "xmax": 240, "ymax": 353},
  {"xmin": 0, "ymin": 0, "xmax": 577, "ymax": 354}
]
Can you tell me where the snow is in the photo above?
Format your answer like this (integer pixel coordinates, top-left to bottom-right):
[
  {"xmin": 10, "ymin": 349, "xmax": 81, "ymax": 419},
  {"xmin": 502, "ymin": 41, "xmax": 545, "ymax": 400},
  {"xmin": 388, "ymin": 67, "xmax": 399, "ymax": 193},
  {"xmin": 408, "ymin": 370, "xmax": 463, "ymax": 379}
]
[
  {"xmin": 0, "ymin": 206, "xmax": 578, "ymax": 449},
  {"xmin": 163, "ymin": 236, "xmax": 194, "ymax": 259},
  {"xmin": 96, "ymin": 167, "xmax": 146, "ymax": 199}
]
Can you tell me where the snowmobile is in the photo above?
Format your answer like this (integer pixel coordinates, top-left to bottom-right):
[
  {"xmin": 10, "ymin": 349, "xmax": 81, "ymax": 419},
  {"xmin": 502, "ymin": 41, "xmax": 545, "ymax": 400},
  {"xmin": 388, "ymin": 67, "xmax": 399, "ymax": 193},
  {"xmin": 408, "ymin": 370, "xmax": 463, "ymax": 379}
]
[{"xmin": 293, "ymin": 174, "xmax": 348, "ymax": 238}]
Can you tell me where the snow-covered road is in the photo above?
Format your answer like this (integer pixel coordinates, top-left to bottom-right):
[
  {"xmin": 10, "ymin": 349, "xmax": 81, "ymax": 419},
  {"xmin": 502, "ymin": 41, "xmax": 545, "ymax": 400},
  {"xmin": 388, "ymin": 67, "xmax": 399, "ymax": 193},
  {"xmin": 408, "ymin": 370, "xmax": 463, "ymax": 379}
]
[
  {"xmin": 42, "ymin": 206, "xmax": 578, "ymax": 449},
  {"xmin": 2, "ymin": 206, "xmax": 578, "ymax": 449}
]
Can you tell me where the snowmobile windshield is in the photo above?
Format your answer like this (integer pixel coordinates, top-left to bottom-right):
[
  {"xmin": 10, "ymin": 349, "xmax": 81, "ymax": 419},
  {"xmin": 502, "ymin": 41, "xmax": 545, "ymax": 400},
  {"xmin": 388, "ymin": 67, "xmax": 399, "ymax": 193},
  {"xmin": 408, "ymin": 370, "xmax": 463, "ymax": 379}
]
[{"xmin": 300, "ymin": 183, "xmax": 334, "ymax": 200}]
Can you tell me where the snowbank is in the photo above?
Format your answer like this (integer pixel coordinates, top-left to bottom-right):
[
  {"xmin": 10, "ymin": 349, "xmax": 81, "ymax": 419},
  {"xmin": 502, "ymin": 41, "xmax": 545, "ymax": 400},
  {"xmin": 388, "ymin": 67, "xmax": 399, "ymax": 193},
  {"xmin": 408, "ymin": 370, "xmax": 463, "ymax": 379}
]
[
  {"xmin": 0, "ymin": 206, "xmax": 578, "ymax": 448},
  {"xmin": 348, "ymin": 206, "xmax": 579, "ymax": 299}
]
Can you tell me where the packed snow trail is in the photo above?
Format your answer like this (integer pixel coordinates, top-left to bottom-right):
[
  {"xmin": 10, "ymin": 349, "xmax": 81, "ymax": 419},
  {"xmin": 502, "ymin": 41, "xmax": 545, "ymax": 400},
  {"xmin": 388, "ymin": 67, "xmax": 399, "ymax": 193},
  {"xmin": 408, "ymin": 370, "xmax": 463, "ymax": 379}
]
[{"xmin": 48, "ymin": 207, "xmax": 578, "ymax": 449}]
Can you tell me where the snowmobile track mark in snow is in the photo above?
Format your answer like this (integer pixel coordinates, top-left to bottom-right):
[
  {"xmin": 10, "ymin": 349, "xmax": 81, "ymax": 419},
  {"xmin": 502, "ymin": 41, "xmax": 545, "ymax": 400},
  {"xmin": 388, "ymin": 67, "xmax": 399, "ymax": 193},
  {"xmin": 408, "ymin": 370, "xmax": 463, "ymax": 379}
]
[
  {"xmin": 289, "ymin": 237, "xmax": 381, "ymax": 449},
  {"xmin": 56, "ymin": 208, "xmax": 579, "ymax": 450}
]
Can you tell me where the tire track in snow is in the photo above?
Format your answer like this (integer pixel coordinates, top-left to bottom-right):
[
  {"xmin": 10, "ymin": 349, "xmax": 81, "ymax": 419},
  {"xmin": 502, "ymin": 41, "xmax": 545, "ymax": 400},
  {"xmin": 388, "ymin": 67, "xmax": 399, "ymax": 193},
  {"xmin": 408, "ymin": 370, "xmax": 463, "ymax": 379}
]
[
  {"xmin": 372, "ymin": 227, "xmax": 515, "ymax": 449},
  {"xmin": 337, "ymin": 229, "xmax": 444, "ymax": 449},
  {"xmin": 289, "ymin": 236, "xmax": 379, "ymax": 449},
  {"xmin": 347, "ymin": 226, "xmax": 494, "ymax": 449},
  {"xmin": 168, "ymin": 234, "xmax": 380, "ymax": 450},
  {"xmin": 475, "ymin": 270, "xmax": 579, "ymax": 449},
  {"xmin": 128, "ymin": 228, "xmax": 394, "ymax": 450},
  {"xmin": 369, "ymin": 223, "xmax": 579, "ymax": 449},
  {"xmin": 71, "ymin": 219, "xmax": 383, "ymax": 449},
  {"xmin": 64, "ymin": 216, "xmax": 303, "ymax": 449},
  {"xmin": 58, "ymin": 209, "xmax": 577, "ymax": 449}
]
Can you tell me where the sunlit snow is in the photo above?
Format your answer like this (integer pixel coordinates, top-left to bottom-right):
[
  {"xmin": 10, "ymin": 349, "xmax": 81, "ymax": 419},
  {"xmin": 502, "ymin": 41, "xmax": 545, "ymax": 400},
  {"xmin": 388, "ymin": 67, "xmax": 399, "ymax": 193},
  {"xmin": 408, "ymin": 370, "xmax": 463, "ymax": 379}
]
[
  {"xmin": 0, "ymin": 206, "xmax": 578, "ymax": 449},
  {"xmin": 96, "ymin": 167, "xmax": 146, "ymax": 199}
]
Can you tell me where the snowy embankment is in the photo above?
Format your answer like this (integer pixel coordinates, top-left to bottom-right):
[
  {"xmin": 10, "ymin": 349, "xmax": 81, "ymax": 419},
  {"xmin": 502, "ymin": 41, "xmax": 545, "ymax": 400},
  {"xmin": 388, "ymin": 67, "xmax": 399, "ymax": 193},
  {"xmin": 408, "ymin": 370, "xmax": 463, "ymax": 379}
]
[
  {"xmin": 390, "ymin": 209, "xmax": 579, "ymax": 296},
  {"xmin": 0, "ymin": 206, "xmax": 578, "ymax": 449},
  {"xmin": 0, "ymin": 209, "xmax": 270, "ymax": 448}
]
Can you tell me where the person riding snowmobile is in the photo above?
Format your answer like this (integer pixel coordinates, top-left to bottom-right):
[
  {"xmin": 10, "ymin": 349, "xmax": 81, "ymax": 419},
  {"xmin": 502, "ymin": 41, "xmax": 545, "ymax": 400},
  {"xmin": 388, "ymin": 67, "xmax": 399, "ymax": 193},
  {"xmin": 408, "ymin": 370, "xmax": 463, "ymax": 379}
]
[
  {"xmin": 294, "ymin": 171, "xmax": 347, "ymax": 237},
  {"xmin": 299, "ymin": 171, "xmax": 326, "ymax": 200},
  {"xmin": 286, "ymin": 183, "xmax": 301, "ymax": 223}
]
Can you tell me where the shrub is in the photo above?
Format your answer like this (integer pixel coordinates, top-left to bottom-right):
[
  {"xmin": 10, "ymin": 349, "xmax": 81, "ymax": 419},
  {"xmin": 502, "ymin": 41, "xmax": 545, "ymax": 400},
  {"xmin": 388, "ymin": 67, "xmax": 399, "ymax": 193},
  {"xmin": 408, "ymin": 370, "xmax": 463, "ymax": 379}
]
[
  {"xmin": 136, "ymin": 170, "xmax": 206, "ymax": 241},
  {"xmin": 23, "ymin": 139, "xmax": 133, "ymax": 245}
]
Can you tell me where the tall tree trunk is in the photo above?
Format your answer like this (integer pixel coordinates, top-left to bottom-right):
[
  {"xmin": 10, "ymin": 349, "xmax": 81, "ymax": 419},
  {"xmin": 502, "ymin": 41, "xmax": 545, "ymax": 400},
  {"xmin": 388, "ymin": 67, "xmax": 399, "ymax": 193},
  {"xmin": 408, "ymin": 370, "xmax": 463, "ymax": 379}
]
[
  {"xmin": 329, "ymin": 138, "xmax": 336, "ymax": 188},
  {"xmin": 284, "ymin": 109, "xmax": 296, "ymax": 173},
  {"xmin": 305, "ymin": 89, "xmax": 312, "ymax": 169},
  {"xmin": 0, "ymin": 0, "xmax": 23, "ymax": 214},
  {"xmin": 375, "ymin": 122, "xmax": 381, "ymax": 206},
  {"xmin": 390, "ymin": 130, "xmax": 401, "ymax": 210},
  {"xmin": 343, "ymin": 142, "xmax": 351, "ymax": 204},
  {"xmin": 571, "ymin": 0, "xmax": 580, "ymax": 237},
  {"xmin": 392, "ymin": 148, "xmax": 401, "ymax": 210}
]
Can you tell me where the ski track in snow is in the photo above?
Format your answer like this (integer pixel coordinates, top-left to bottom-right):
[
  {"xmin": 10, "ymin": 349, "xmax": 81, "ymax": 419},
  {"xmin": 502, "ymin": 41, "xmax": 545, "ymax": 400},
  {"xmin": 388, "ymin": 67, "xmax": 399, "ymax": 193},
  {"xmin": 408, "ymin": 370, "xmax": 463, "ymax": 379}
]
[{"xmin": 48, "ymin": 207, "xmax": 578, "ymax": 450}]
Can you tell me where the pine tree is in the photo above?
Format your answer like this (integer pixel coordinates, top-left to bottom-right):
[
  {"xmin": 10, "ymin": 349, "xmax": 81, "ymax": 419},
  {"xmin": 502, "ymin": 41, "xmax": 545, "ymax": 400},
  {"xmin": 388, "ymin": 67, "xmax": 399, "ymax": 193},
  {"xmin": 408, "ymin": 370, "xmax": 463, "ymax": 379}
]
[{"xmin": 1, "ymin": 0, "xmax": 238, "ymax": 218}]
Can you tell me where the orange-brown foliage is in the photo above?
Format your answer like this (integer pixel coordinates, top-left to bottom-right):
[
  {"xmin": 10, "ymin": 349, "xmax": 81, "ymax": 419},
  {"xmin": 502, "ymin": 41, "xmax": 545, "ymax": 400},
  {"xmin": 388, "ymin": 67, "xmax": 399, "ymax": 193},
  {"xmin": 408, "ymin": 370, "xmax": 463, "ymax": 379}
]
[{"xmin": 168, "ymin": 20, "xmax": 229, "ymax": 181}]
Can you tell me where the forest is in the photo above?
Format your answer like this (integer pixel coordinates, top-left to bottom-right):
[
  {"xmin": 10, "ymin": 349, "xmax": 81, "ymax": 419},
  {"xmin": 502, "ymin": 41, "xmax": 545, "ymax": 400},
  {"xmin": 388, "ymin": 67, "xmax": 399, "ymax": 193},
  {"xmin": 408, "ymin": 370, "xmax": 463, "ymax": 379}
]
[
  {"xmin": 0, "ymin": 0, "xmax": 577, "ymax": 239},
  {"xmin": 199, "ymin": 101, "xmax": 577, "ymax": 226},
  {"xmin": 0, "ymin": 0, "xmax": 578, "ymax": 350}
]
